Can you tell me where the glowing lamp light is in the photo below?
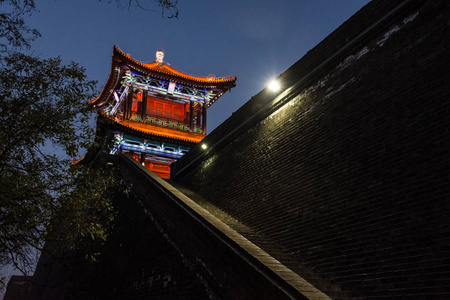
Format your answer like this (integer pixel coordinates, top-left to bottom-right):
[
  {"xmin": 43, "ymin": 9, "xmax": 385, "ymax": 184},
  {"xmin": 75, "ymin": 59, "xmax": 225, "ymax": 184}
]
[
  {"xmin": 201, "ymin": 144, "xmax": 207, "ymax": 150},
  {"xmin": 268, "ymin": 80, "xmax": 280, "ymax": 92}
]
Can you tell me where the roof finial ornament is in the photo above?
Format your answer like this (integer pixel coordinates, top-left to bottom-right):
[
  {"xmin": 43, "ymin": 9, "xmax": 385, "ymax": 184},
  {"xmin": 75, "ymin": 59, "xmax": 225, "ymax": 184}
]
[{"xmin": 156, "ymin": 50, "xmax": 164, "ymax": 66}]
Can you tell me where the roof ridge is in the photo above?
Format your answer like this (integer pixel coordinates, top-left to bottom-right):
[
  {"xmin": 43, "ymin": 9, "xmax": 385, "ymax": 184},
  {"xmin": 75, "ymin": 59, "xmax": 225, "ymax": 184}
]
[{"xmin": 113, "ymin": 45, "xmax": 236, "ymax": 84}]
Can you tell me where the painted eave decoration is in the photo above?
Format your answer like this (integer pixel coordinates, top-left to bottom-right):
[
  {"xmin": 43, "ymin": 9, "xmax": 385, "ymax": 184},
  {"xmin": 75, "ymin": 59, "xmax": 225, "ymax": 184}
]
[{"xmin": 98, "ymin": 112, "xmax": 204, "ymax": 146}]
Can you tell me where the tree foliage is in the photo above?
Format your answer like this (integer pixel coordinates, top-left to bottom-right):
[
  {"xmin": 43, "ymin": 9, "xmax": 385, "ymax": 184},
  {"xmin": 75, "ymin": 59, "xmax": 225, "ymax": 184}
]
[
  {"xmin": 0, "ymin": 0, "xmax": 40, "ymax": 51},
  {"xmin": 0, "ymin": 51, "xmax": 105, "ymax": 275},
  {"xmin": 44, "ymin": 166, "xmax": 121, "ymax": 263}
]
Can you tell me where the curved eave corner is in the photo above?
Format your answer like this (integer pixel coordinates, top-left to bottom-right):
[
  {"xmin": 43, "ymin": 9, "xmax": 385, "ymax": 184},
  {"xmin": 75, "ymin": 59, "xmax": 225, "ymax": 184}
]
[
  {"xmin": 70, "ymin": 156, "xmax": 85, "ymax": 166},
  {"xmin": 69, "ymin": 143, "xmax": 102, "ymax": 167},
  {"xmin": 89, "ymin": 48, "xmax": 122, "ymax": 107}
]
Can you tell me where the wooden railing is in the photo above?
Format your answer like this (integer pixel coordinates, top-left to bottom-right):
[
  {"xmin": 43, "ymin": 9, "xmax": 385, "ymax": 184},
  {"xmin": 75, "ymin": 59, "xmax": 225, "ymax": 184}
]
[{"xmin": 130, "ymin": 113, "xmax": 204, "ymax": 134}]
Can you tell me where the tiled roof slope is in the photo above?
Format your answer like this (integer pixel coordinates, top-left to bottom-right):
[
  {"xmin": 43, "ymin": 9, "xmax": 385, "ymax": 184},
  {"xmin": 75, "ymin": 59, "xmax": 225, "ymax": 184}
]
[{"xmin": 89, "ymin": 45, "xmax": 236, "ymax": 106}]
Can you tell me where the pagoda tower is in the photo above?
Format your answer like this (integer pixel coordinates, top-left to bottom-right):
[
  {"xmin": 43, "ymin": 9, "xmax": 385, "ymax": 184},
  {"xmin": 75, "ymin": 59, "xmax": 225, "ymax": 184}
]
[{"xmin": 88, "ymin": 46, "xmax": 236, "ymax": 178}]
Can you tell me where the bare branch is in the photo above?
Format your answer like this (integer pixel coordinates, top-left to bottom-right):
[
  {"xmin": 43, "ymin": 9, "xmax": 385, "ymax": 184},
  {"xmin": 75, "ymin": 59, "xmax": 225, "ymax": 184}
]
[{"xmin": 101, "ymin": 0, "xmax": 179, "ymax": 18}]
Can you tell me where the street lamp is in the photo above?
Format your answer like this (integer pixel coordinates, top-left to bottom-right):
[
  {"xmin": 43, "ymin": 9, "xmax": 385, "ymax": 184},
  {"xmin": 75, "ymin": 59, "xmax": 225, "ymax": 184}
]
[{"xmin": 268, "ymin": 79, "xmax": 280, "ymax": 92}]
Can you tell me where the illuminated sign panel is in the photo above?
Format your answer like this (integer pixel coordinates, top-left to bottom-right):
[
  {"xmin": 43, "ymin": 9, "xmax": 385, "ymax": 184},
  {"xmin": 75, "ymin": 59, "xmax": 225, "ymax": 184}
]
[{"xmin": 168, "ymin": 81, "xmax": 176, "ymax": 94}]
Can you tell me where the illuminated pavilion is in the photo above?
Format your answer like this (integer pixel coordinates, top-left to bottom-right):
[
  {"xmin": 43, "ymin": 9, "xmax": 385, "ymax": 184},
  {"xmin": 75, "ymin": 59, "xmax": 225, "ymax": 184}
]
[{"xmin": 87, "ymin": 46, "xmax": 236, "ymax": 178}]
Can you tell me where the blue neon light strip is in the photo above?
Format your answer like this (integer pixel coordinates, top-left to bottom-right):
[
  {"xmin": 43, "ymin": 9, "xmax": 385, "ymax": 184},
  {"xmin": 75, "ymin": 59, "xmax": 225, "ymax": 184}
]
[{"xmin": 121, "ymin": 144, "xmax": 183, "ymax": 159}]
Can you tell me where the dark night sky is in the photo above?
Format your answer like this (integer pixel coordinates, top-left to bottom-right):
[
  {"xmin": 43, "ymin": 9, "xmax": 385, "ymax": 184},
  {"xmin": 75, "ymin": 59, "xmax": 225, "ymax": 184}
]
[{"xmin": 25, "ymin": 0, "xmax": 371, "ymax": 132}]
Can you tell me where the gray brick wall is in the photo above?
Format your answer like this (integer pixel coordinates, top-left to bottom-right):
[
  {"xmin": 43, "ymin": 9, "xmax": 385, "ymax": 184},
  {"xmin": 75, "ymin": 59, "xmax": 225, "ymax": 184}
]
[
  {"xmin": 120, "ymin": 155, "xmax": 307, "ymax": 299},
  {"xmin": 172, "ymin": 0, "xmax": 450, "ymax": 298}
]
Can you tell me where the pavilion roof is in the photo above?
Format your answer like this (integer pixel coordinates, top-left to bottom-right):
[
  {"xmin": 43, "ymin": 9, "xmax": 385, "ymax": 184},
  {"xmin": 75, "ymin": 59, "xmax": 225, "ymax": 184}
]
[
  {"xmin": 115, "ymin": 46, "xmax": 236, "ymax": 84},
  {"xmin": 90, "ymin": 46, "xmax": 236, "ymax": 106}
]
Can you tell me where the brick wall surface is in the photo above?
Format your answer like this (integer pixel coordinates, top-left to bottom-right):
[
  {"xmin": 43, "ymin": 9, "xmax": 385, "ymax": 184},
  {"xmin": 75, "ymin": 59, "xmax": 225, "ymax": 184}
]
[
  {"xmin": 119, "ymin": 155, "xmax": 308, "ymax": 300},
  {"xmin": 88, "ymin": 186, "xmax": 213, "ymax": 300},
  {"xmin": 172, "ymin": 0, "xmax": 450, "ymax": 298}
]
